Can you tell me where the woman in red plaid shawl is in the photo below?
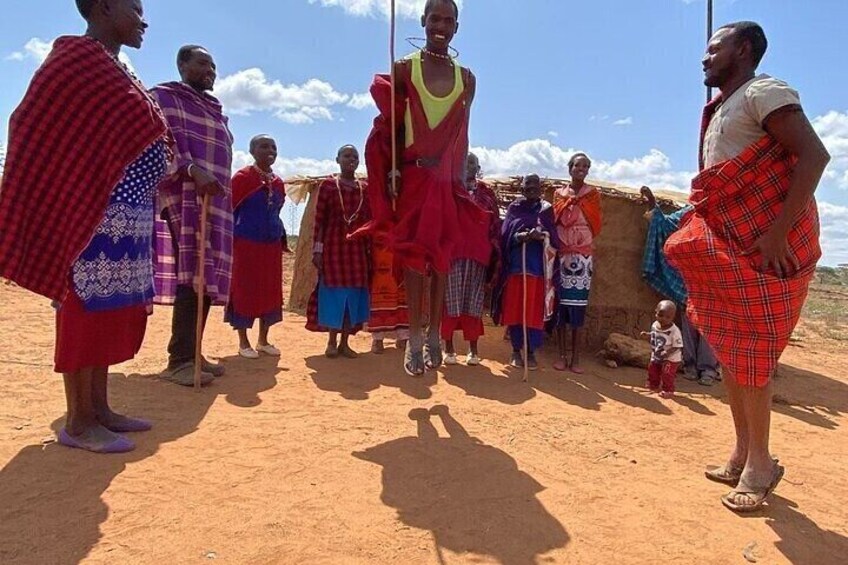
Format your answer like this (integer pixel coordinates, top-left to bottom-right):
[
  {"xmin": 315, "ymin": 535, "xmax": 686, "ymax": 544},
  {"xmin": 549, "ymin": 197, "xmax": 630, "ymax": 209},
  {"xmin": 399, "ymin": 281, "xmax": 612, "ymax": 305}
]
[
  {"xmin": 0, "ymin": 0, "xmax": 169, "ymax": 453},
  {"xmin": 307, "ymin": 146, "xmax": 371, "ymax": 358},
  {"xmin": 666, "ymin": 22, "xmax": 830, "ymax": 512}
]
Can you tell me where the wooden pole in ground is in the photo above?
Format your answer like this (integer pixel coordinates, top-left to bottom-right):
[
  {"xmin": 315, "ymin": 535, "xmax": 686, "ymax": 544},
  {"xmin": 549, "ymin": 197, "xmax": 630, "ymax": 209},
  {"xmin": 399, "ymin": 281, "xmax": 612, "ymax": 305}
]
[
  {"xmin": 707, "ymin": 0, "xmax": 714, "ymax": 103},
  {"xmin": 521, "ymin": 240, "xmax": 529, "ymax": 383},
  {"xmin": 194, "ymin": 194, "xmax": 210, "ymax": 391},
  {"xmin": 389, "ymin": 0, "xmax": 398, "ymax": 212}
]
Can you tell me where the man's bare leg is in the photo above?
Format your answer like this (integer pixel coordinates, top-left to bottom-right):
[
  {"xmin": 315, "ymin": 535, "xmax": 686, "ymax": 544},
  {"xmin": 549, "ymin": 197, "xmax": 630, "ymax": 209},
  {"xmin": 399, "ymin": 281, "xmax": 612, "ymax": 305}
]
[
  {"xmin": 724, "ymin": 373, "xmax": 750, "ymax": 469},
  {"xmin": 403, "ymin": 268, "xmax": 426, "ymax": 374},
  {"xmin": 425, "ymin": 273, "xmax": 446, "ymax": 368},
  {"xmin": 739, "ymin": 379, "xmax": 775, "ymax": 483}
]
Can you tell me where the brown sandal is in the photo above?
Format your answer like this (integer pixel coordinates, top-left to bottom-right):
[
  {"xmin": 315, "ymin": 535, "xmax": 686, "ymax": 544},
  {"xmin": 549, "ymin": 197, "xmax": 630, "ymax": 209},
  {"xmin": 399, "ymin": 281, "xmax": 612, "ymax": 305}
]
[
  {"xmin": 705, "ymin": 464, "xmax": 744, "ymax": 486},
  {"xmin": 721, "ymin": 464, "xmax": 785, "ymax": 513}
]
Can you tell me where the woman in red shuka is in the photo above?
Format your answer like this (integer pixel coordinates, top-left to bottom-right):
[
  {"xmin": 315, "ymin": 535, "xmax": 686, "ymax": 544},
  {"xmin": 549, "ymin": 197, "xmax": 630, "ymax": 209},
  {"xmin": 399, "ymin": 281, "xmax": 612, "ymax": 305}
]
[{"xmin": 226, "ymin": 135, "xmax": 287, "ymax": 359}]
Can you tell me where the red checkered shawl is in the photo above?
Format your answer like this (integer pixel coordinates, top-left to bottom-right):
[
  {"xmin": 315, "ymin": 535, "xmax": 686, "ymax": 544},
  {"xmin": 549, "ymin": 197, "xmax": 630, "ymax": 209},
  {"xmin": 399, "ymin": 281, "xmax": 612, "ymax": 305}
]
[
  {"xmin": 0, "ymin": 36, "xmax": 169, "ymax": 301},
  {"xmin": 665, "ymin": 98, "xmax": 820, "ymax": 387}
]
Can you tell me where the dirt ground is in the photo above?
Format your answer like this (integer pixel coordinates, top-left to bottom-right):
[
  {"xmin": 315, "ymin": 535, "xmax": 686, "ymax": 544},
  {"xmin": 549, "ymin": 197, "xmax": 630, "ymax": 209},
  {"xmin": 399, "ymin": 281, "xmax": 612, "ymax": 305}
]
[{"xmin": 0, "ymin": 279, "xmax": 846, "ymax": 564}]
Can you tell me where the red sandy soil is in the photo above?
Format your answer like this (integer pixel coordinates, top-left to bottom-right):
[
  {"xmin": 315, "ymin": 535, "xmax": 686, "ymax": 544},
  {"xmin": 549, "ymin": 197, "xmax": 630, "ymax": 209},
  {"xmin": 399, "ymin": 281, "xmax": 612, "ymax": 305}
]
[{"xmin": 0, "ymin": 281, "xmax": 845, "ymax": 564}]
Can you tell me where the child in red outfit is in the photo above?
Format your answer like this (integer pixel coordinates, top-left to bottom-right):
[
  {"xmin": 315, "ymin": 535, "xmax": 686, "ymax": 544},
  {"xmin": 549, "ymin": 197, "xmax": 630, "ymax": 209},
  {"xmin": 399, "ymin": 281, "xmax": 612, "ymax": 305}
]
[{"xmin": 642, "ymin": 300, "xmax": 684, "ymax": 399}]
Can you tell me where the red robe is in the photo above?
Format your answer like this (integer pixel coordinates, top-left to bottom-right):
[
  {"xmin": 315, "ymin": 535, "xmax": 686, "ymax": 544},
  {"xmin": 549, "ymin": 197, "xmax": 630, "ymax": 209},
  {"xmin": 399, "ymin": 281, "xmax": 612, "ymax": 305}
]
[
  {"xmin": 228, "ymin": 167, "xmax": 286, "ymax": 321},
  {"xmin": 665, "ymin": 98, "xmax": 820, "ymax": 388},
  {"xmin": 355, "ymin": 69, "xmax": 486, "ymax": 275}
]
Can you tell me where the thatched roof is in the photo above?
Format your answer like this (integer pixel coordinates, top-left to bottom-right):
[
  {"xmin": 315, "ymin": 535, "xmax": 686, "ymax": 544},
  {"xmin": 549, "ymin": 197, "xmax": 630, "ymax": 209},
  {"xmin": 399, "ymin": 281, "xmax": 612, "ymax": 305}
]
[
  {"xmin": 484, "ymin": 176, "xmax": 688, "ymax": 209},
  {"xmin": 281, "ymin": 174, "xmax": 689, "ymax": 209}
]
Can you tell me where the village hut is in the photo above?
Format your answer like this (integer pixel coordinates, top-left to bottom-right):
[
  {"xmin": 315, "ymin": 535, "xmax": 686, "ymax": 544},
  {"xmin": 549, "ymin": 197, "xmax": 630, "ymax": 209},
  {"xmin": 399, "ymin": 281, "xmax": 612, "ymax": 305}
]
[{"xmin": 286, "ymin": 175, "xmax": 686, "ymax": 350}]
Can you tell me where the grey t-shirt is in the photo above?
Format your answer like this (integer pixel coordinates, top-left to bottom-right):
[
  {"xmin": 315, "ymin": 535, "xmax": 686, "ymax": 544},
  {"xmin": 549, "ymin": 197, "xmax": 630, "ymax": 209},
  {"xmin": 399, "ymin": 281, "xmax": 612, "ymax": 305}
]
[{"xmin": 702, "ymin": 74, "xmax": 801, "ymax": 168}]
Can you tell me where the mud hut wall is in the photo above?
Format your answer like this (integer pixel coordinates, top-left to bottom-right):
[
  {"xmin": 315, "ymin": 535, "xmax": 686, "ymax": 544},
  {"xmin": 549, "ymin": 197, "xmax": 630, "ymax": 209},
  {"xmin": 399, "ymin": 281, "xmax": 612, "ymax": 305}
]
[
  {"xmin": 288, "ymin": 184, "xmax": 319, "ymax": 313},
  {"xmin": 585, "ymin": 196, "xmax": 662, "ymax": 350}
]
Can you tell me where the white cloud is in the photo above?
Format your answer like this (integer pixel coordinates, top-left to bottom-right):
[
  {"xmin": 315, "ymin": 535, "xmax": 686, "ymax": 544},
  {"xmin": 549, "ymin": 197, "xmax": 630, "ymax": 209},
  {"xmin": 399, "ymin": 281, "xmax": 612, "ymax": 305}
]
[
  {"xmin": 216, "ymin": 68, "xmax": 352, "ymax": 124},
  {"xmin": 232, "ymin": 150, "xmax": 338, "ymax": 179},
  {"xmin": 6, "ymin": 38, "xmax": 52, "ymax": 63},
  {"xmin": 547, "ymin": 130, "xmax": 559, "ymax": 138},
  {"xmin": 812, "ymin": 110, "xmax": 848, "ymax": 189},
  {"xmin": 818, "ymin": 201, "xmax": 848, "ymax": 266},
  {"xmin": 6, "ymin": 37, "xmax": 135, "ymax": 73},
  {"xmin": 309, "ymin": 0, "xmax": 463, "ymax": 19},
  {"xmin": 347, "ymin": 92, "xmax": 376, "ymax": 110},
  {"xmin": 471, "ymin": 138, "xmax": 694, "ymax": 193},
  {"xmin": 613, "ymin": 117, "xmax": 633, "ymax": 126}
]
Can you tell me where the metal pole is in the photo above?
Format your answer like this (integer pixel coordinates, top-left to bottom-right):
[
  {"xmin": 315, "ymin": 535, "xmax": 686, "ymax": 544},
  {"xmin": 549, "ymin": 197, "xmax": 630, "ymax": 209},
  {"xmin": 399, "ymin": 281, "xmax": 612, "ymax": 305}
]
[{"xmin": 707, "ymin": 0, "xmax": 714, "ymax": 102}]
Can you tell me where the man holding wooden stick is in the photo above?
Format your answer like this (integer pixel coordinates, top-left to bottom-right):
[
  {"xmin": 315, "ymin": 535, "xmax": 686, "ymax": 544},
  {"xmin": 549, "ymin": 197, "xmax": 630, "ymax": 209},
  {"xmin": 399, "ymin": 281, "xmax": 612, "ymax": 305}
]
[
  {"xmin": 358, "ymin": 0, "xmax": 484, "ymax": 377},
  {"xmin": 151, "ymin": 45, "xmax": 234, "ymax": 387}
]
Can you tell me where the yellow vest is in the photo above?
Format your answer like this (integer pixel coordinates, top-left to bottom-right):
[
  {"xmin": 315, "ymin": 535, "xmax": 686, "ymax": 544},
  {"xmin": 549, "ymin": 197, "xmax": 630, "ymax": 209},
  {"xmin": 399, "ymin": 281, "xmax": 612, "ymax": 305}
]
[{"xmin": 403, "ymin": 51, "xmax": 464, "ymax": 148}]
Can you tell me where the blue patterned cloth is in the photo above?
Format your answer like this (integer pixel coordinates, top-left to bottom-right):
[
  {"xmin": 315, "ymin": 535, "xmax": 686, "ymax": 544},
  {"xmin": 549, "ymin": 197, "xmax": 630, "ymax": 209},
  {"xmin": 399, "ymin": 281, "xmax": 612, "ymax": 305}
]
[
  {"xmin": 72, "ymin": 141, "xmax": 167, "ymax": 311},
  {"xmin": 641, "ymin": 205, "xmax": 692, "ymax": 306}
]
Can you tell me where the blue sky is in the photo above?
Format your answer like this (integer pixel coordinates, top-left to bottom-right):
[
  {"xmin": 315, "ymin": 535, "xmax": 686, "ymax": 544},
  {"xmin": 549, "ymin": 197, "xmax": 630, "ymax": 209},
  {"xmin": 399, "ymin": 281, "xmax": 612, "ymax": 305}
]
[{"xmin": 1, "ymin": 0, "xmax": 846, "ymax": 265}]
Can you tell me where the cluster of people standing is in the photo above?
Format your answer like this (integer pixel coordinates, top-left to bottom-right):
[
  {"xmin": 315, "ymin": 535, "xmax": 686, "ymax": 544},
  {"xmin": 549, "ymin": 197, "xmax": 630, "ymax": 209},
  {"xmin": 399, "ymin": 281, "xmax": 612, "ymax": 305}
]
[{"xmin": 0, "ymin": 0, "xmax": 832, "ymax": 515}]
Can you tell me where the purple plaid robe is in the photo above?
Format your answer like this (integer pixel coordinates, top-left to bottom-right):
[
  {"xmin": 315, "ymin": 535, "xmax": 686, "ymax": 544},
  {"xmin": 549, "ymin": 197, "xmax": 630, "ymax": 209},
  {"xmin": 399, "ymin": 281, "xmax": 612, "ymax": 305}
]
[{"xmin": 150, "ymin": 82, "xmax": 234, "ymax": 305}]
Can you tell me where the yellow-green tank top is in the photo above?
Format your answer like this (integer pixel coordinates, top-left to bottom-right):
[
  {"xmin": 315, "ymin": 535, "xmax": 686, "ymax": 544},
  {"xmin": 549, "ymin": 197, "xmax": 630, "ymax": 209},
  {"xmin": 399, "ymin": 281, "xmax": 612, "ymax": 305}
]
[{"xmin": 404, "ymin": 51, "xmax": 464, "ymax": 148}]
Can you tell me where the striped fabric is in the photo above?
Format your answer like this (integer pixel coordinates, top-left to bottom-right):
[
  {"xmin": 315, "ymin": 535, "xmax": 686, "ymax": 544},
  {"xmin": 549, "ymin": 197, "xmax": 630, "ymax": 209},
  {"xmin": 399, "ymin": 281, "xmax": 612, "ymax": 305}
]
[
  {"xmin": 445, "ymin": 258, "xmax": 487, "ymax": 318},
  {"xmin": 150, "ymin": 82, "xmax": 234, "ymax": 305}
]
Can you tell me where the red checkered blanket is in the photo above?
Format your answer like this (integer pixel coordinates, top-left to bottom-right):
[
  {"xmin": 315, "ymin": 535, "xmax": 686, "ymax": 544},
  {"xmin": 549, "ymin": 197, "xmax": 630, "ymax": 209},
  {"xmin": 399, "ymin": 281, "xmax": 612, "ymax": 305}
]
[
  {"xmin": 665, "ymin": 134, "xmax": 820, "ymax": 387},
  {"xmin": 0, "ymin": 36, "xmax": 168, "ymax": 301}
]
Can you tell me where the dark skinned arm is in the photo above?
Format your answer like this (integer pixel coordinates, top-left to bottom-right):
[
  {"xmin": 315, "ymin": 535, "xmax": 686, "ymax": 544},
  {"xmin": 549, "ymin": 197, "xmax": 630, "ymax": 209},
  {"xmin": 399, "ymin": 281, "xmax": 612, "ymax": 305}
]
[{"xmin": 749, "ymin": 107, "xmax": 831, "ymax": 277}]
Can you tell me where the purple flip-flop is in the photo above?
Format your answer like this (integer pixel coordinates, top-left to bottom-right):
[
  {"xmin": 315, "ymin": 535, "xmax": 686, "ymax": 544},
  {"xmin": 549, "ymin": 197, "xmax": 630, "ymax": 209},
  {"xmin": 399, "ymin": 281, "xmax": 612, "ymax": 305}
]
[{"xmin": 58, "ymin": 429, "xmax": 135, "ymax": 454}]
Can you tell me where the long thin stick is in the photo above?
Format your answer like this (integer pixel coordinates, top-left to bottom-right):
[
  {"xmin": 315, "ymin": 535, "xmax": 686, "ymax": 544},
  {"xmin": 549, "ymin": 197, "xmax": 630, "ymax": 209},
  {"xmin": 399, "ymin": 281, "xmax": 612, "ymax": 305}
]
[
  {"xmin": 389, "ymin": 0, "xmax": 398, "ymax": 212},
  {"xmin": 521, "ymin": 240, "xmax": 529, "ymax": 383},
  {"xmin": 194, "ymin": 194, "xmax": 210, "ymax": 391},
  {"xmin": 706, "ymin": 0, "xmax": 714, "ymax": 103}
]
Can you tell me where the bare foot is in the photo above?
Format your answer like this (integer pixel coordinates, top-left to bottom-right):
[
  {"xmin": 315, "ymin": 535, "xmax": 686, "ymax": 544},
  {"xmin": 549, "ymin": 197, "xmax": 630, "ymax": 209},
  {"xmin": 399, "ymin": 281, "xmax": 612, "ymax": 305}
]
[
  {"xmin": 340, "ymin": 344, "xmax": 359, "ymax": 359},
  {"xmin": 97, "ymin": 410, "xmax": 152, "ymax": 433},
  {"xmin": 325, "ymin": 343, "xmax": 339, "ymax": 358},
  {"xmin": 659, "ymin": 390, "xmax": 674, "ymax": 399}
]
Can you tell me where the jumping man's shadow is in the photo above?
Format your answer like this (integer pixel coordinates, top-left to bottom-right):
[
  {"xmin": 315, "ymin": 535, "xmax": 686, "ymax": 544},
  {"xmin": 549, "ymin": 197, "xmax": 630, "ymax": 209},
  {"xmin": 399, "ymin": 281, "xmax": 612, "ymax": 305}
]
[{"xmin": 353, "ymin": 405, "xmax": 569, "ymax": 565}]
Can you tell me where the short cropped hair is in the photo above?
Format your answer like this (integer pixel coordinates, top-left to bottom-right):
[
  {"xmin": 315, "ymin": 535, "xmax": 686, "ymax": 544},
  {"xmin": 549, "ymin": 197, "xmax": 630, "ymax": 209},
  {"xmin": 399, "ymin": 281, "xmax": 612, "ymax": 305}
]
[
  {"xmin": 424, "ymin": 0, "xmax": 459, "ymax": 18},
  {"xmin": 720, "ymin": 21, "xmax": 768, "ymax": 66},
  {"xmin": 75, "ymin": 0, "xmax": 96, "ymax": 18},
  {"xmin": 177, "ymin": 44, "xmax": 205, "ymax": 65},
  {"xmin": 249, "ymin": 135, "xmax": 274, "ymax": 153}
]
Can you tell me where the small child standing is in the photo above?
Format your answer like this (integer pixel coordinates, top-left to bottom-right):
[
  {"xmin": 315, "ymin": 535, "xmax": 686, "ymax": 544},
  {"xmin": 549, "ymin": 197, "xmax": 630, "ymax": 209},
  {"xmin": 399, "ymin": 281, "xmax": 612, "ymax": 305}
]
[{"xmin": 642, "ymin": 300, "xmax": 684, "ymax": 398}]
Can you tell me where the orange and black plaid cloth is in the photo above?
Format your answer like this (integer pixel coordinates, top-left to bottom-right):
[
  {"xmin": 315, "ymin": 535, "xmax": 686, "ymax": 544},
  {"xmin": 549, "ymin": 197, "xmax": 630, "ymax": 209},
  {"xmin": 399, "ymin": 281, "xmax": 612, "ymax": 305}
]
[
  {"xmin": 0, "ymin": 36, "xmax": 168, "ymax": 301},
  {"xmin": 666, "ymin": 128, "xmax": 820, "ymax": 387}
]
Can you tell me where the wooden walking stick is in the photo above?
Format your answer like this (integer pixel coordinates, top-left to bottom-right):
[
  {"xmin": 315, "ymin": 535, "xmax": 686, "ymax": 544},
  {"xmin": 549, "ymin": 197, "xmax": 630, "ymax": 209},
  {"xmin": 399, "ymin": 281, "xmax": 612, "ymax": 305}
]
[
  {"xmin": 389, "ymin": 0, "xmax": 398, "ymax": 212},
  {"xmin": 521, "ymin": 239, "xmax": 529, "ymax": 383},
  {"xmin": 193, "ymin": 193, "xmax": 210, "ymax": 391}
]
